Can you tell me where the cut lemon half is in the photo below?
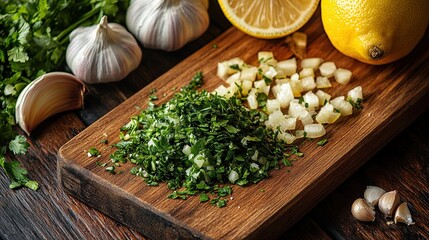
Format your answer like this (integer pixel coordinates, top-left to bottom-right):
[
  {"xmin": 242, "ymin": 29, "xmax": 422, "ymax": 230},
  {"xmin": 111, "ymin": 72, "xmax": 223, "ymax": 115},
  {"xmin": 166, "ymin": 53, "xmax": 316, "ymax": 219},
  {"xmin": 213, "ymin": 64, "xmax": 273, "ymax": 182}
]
[{"xmin": 218, "ymin": 0, "xmax": 320, "ymax": 39}]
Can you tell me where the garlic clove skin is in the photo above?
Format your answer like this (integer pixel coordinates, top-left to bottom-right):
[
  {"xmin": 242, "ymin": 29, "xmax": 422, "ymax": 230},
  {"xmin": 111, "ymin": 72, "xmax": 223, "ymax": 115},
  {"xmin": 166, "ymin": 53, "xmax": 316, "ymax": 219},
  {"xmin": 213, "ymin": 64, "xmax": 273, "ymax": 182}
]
[
  {"xmin": 364, "ymin": 186, "xmax": 386, "ymax": 207},
  {"xmin": 378, "ymin": 190, "xmax": 401, "ymax": 218},
  {"xmin": 351, "ymin": 198, "xmax": 376, "ymax": 222},
  {"xmin": 126, "ymin": 0, "xmax": 209, "ymax": 51},
  {"xmin": 15, "ymin": 72, "xmax": 85, "ymax": 135},
  {"xmin": 66, "ymin": 16, "xmax": 142, "ymax": 84},
  {"xmin": 394, "ymin": 202, "xmax": 415, "ymax": 225}
]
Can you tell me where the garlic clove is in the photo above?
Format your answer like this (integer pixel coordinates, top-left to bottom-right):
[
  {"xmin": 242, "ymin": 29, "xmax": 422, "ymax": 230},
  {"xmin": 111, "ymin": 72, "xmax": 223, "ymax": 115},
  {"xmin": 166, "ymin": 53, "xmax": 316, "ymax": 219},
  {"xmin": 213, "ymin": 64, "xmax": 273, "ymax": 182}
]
[
  {"xmin": 378, "ymin": 190, "xmax": 401, "ymax": 218},
  {"xmin": 15, "ymin": 72, "xmax": 85, "ymax": 135},
  {"xmin": 394, "ymin": 202, "xmax": 415, "ymax": 225},
  {"xmin": 66, "ymin": 16, "xmax": 142, "ymax": 84},
  {"xmin": 351, "ymin": 198, "xmax": 376, "ymax": 222},
  {"xmin": 364, "ymin": 186, "xmax": 386, "ymax": 207}
]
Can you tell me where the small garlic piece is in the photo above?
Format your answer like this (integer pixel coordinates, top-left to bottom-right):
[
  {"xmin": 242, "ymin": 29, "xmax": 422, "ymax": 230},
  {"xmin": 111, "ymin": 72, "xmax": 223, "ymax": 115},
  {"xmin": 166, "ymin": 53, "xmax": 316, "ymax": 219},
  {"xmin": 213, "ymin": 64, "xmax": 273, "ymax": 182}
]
[
  {"xmin": 15, "ymin": 72, "xmax": 85, "ymax": 135},
  {"xmin": 351, "ymin": 198, "xmax": 376, "ymax": 222},
  {"xmin": 378, "ymin": 190, "xmax": 401, "ymax": 218},
  {"xmin": 66, "ymin": 16, "xmax": 142, "ymax": 84},
  {"xmin": 126, "ymin": 0, "xmax": 209, "ymax": 51},
  {"xmin": 394, "ymin": 202, "xmax": 415, "ymax": 225},
  {"xmin": 364, "ymin": 186, "xmax": 386, "ymax": 206}
]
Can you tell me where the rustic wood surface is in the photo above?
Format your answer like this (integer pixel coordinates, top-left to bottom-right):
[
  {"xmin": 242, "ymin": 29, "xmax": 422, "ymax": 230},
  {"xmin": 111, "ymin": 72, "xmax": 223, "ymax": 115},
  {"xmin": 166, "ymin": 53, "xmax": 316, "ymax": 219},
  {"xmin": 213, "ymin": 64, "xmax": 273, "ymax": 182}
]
[{"xmin": 1, "ymin": 1, "xmax": 429, "ymax": 239}]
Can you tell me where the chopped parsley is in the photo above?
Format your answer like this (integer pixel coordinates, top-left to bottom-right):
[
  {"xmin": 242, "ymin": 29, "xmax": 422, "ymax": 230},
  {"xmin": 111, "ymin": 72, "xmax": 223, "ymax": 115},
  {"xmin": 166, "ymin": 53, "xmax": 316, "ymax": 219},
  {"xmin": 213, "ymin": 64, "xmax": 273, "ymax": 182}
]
[
  {"xmin": 348, "ymin": 98, "xmax": 364, "ymax": 110},
  {"xmin": 317, "ymin": 139, "xmax": 328, "ymax": 146},
  {"xmin": 108, "ymin": 72, "xmax": 299, "ymax": 207},
  {"xmin": 88, "ymin": 147, "xmax": 101, "ymax": 157}
]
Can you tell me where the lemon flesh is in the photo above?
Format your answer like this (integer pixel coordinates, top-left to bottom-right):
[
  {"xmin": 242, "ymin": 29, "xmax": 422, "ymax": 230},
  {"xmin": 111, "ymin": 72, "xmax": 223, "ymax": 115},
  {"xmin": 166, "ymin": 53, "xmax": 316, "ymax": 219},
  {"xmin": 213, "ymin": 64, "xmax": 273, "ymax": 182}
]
[
  {"xmin": 321, "ymin": 0, "xmax": 429, "ymax": 65},
  {"xmin": 218, "ymin": 0, "xmax": 320, "ymax": 39}
]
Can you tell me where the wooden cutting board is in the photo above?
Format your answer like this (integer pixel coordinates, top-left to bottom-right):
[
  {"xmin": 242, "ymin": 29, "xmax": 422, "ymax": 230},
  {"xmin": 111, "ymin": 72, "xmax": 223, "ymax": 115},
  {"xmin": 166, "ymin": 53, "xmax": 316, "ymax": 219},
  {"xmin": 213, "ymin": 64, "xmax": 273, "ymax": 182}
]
[{"xmin": 58, "ymin": 10, "xmax": 429, "ymax": 240}]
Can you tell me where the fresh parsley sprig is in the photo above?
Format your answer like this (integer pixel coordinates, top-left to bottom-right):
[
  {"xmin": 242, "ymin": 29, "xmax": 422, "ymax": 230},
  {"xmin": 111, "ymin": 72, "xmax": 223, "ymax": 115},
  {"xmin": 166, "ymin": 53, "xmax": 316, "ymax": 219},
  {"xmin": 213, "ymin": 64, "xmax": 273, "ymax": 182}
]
[{"xmin": 0, "ymin": 0, "xmax": 128, "ymax": 190}]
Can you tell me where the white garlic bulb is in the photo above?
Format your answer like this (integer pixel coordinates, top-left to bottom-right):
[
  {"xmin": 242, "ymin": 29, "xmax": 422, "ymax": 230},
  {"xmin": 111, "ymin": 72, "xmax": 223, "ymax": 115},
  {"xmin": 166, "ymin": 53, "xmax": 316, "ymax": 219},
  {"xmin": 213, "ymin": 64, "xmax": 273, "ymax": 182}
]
[
  {"xmin": 126, "ymin": 0, "xmax": 209, "ymax": 51},
  {"xmin": 66, "ymin": 16, "xmax": 142, "ymax": 84}
]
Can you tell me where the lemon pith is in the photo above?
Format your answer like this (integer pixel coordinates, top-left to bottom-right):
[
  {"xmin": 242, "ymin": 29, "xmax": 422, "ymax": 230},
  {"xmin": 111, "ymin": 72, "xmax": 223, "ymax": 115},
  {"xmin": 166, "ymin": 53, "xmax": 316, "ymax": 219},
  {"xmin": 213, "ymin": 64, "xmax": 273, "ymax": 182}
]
[
  {"xmin": 218, "ymin": 0, "xmax": 320, "ymax": 39},
  {"xmin": 321, "ymin": 0, "xmax": 429, "ymax": 65}
]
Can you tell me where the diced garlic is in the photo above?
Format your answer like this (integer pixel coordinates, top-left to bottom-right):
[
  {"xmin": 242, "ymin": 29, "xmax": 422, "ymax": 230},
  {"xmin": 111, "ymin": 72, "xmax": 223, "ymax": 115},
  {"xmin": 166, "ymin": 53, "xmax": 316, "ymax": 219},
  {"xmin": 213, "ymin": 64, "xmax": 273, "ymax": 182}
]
[
  {"xmin": 241, "ymin": 80, "xmax": 253, "ymax": 96},
  {"xmin": 301, "ymin": 57, "xmax": 324, "ymax": 70},
  {"xmin": 319, "ymin": 62, "xmax": 337, "ymax": 78},
  {"xmin": 303, "ymin": 91, "xmax": 319, "ymax": 111},
  {"xmin": 277, "ymin": 131, "xmax": 296, "ymax": 144},
  {"xmin": 299, "ymin": 67, "xmax": 315, "ymax": 78},
  {"xmin": 315, "ymin": 102, "xmax": 341, "ymax": 124},
  {"xmin": 290, "ymin": 72, "xmax": 300, "ymax": 81},
  {"xmin": 264, "ymin": 66, "xmax": 278, "ymax": 79},
  {"xmin": 225, "ymin": 72, "xmax": 241, "ymax": 85},
  {"xmin": 217, "ymin": 57, "xmax": 245, "ymax": 80},
  {"xmin": 330, "ymin": 96, "xmax": 353, "ymax": 116},
  {"xmin": 304, "ymin": 124, "xmax": 326, "ymax": 138},
  {"xmin": 247, "ymin": 89, "xmax": 258, "ymax": 109},
  {"xmin": 277, "ymin": 58, "xmax": 297, "ymax": 77},
  {"xmin": 316, "ymin": 89, "xmax": 332, "ymax": 106},
  {"xmin": 274, "ymin": 83, "xmax": 294, "ymax": 108},
  {"xmin": 316, "ymin": 76, "xmax": 332, "ymax": 88},
  {"xmin": 266, "ymin": 99, "xmax": 281, "ymax": 113},
  {"xmin": 289, "ymin": 78, "xmax": 303, "ymax": 97},
  {"xmin": 289, "ymin": 101, "xmax": 313, "ymax": 125},
  {"xmin": 301, "ymin": 76, "xmax": 316, "ymax": 92},
  {"xmin": 254, "ymin": 79, "xmax": 270, "ymax": 95},
  {"xmin": 258, "ymin": 51, "xmax": 277, "ymax": 65},
  {"xmin": 213, "ymin": 85, "xmax": 229, "ymax": 97},
  {"xmin": 265, "ymin": 110, "xmax": 296, "ymax": 131},
  {"xmin": 347, "ymin": 86, "xmax": 363, "ymax": 102},
  {"xmin": 240, "ymin": 66, "xmax": 258, "ymax": 81},
  {"xmin": 217, "ymin": 61, "xmax": 230, "ymax": 80},
  {"xmin": 265, "ymin": 110, "xmax": 284, "ymax": 129},
  {"xmin": 334, "ymin": 68, "xmax": 352, "ymax": 85},
  {"xmin": 227, "ymin": 57, "xmax": 245, "ymax": 74},
  {"xmin": 275, "ymin": 78, "xmax": 289, "ymax": 85}
]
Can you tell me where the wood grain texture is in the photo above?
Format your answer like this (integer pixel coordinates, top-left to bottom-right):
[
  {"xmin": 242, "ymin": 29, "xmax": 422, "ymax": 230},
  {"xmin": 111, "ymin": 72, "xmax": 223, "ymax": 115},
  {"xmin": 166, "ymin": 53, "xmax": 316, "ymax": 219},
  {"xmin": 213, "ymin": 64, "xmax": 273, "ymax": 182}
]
[{"xmin": 58, "ymin": 7, "xmax": 429, "ymax": 240}]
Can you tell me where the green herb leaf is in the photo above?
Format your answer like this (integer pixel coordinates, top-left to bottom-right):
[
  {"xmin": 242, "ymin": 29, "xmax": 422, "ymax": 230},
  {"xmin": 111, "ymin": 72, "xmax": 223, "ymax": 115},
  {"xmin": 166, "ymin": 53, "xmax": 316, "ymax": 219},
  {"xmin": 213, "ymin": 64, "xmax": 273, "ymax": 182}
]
[
  {"xmin": 9, "ymin": 135, "xmax": 29, "ymax": 155},
  {"xmin": 88, "ymin": 147, "xmax": 101, "ymax": 157},
  {"xmin": 317, "ymin": 139, "xmax": 328, "ymax": 146}
]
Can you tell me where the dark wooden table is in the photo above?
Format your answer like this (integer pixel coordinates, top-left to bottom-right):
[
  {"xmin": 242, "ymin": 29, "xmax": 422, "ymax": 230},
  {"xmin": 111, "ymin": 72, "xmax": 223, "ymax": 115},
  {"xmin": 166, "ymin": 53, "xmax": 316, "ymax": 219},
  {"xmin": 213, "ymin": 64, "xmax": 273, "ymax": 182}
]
[{"xmin": 1, "ymin": 1, "xmax": 428, "ymax": 239}]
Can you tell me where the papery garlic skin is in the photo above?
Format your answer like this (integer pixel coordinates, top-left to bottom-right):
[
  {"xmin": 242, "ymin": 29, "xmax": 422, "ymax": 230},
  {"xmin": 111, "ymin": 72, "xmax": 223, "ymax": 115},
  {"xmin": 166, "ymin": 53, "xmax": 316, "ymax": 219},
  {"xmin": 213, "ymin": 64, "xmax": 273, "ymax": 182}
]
[
  {"xmin": 126, "ymin": 0, "xmax": 209, "ymax": 51},
  {"xmin": 66, "ymin": 16, "xmax": 142, "ymax": 84}
]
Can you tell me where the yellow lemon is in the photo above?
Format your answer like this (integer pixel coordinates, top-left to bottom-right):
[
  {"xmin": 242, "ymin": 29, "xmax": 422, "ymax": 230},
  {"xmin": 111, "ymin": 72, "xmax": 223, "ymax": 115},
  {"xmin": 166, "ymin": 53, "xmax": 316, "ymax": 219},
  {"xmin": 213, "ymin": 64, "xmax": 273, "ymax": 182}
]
[
  {"xmin": 218, "ymin": 0, "xmax": 320, "ymax": 39},
  {"xmin": 321, "ymin": 0, "xmax": 429, "ymax": 65}
]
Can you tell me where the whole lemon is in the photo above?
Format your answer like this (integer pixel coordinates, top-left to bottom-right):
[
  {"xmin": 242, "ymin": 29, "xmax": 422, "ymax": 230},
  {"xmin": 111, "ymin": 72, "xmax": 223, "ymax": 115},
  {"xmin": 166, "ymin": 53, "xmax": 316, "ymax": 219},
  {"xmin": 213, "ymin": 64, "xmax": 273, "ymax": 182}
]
[{"xmin": 321, "ymin": 0, "xmax": 429, "ymax": 65}]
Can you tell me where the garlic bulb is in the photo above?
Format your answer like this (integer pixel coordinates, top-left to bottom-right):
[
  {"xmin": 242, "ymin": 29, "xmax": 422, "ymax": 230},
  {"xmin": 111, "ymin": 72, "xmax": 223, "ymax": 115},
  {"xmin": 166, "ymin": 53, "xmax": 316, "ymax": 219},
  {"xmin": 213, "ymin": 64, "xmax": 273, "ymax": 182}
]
[
  {"xmin": 15, "ymin": 72, "xmax": 85, "ymax": 135},
  {"xmin": 126, "ymin": 0, "xmax": 209, "ymax": 51},
  {"xmin": 66, "ymin": 16, "xmax": 142, "ymax": 84}
]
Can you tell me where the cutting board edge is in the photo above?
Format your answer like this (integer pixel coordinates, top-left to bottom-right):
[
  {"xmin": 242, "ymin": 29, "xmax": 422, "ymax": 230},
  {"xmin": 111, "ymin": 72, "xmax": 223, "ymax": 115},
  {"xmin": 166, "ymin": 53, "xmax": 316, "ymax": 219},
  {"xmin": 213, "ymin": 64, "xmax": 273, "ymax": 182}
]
[{"xmin": 57, "ymin": 151, "xmax": 211, "ymax": 240}]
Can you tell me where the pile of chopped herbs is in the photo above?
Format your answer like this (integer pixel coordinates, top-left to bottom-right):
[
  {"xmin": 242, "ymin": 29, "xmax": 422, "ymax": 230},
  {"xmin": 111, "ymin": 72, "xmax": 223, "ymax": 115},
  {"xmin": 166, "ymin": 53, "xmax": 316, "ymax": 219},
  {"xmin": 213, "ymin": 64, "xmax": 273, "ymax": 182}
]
[
  {"xmin": 107, "ymin": 72, "xmax": 301, "ymax": 207},
  {"xmin": 0, "ymin": 0, "xmax": 128, "ymax": 190}
]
